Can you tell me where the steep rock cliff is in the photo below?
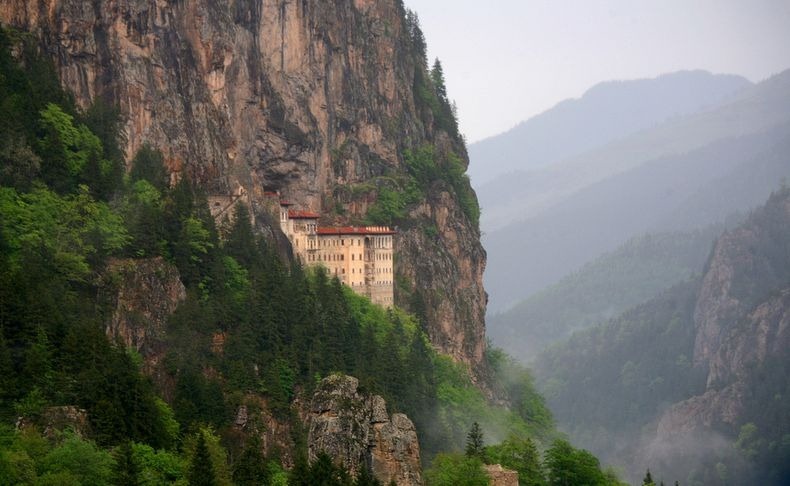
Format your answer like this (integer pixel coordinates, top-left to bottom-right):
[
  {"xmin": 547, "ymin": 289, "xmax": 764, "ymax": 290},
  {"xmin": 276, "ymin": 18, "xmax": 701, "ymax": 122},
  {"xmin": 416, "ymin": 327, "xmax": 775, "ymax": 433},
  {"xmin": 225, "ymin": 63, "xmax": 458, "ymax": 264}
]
[
  {"xmin": 101, "ymin": 257, "xmax": 186, "ymax": 396},
  {"xmin": 648, "ymin": 189, "xmax": 790, "ymax": 475},
  {"xmin": 0, "ymin": 0, "xmax": 486, "ymax": 367},
  {"xmin": 307, "ymin": 374, "xmax": 423, "ymax": 486}
]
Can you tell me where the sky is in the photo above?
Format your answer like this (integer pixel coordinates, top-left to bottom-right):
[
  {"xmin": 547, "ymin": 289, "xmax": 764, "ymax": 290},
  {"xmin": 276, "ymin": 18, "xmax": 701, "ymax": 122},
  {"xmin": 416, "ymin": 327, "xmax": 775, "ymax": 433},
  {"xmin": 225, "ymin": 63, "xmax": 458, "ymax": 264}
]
[{"xmin": 403, "ymin": 0, "xmax": 790, "ymax": 143}]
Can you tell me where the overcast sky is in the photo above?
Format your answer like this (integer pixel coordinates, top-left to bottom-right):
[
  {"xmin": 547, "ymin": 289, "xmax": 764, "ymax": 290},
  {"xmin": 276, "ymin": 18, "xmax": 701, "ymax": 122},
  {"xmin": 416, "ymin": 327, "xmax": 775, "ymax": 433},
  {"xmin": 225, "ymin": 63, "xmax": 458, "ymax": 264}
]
[{"xmin": 403, "ymin": 0, "xmax": 790, "ymax": 143}]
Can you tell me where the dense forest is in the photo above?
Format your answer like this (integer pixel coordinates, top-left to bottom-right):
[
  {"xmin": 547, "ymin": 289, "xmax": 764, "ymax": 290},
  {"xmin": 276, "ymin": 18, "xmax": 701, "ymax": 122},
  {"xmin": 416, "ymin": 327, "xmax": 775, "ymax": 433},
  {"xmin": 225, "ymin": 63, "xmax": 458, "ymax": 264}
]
[{"xmin": 0, "ymin": 25, "xmax": 631, "ymax": 485}]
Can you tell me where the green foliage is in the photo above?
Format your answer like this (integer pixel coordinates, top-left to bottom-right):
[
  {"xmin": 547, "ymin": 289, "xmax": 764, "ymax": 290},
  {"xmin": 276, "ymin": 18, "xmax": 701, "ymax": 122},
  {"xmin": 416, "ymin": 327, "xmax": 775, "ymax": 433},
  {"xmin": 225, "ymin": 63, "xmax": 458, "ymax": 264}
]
[
  {"xmin": 487, "ymin": 346, "xmax": 553, "ymax": 431},
  {"xmin": 486, "ymin": 435, "xmax": 546, "ymax": 486},
  {"xmin": 36, "ymin": 103, "xmax": 121, "ymax": 198},
  {"xmin": 364, "ymin": 184, "xmax": 418, "ymax": 225},
  {"xmin": 0, "ymin": 186, "xmax": 129, "ymax": 281},
  {"xmin": 544, "ymin": 439, "xmax": 625, "ymax": 486},
  {"xmin": 38, "ymin": 431, "xmax": 115, "ymax": 486},
  {"xmin": 130, "ymin": 143, "xmax": 170, "ymax": 192},
  {"xmin": 536, "ymin": 280, "xmax": 705, "ymax": 456},
  {"xmin": 188, "ymin": 431, "xmax": 215, "ymax": 486},
  {"xmin": 112, "ymin": 442, "xmax": 141, "ymax": 486},
  {"xmin": 184, "ymin": 428, "xmax": 231, "ymax": 486},
  {"xmin": 366, "ymin": 146, "xmax": 479, "ymax": 227},
  {"xmin": 489, "ymin": 227, "xmax": 722, "ymax": 361},
  {"xmin": 232, "ymin": 435, "xmax": 269, "ymax": 485},
  {"xmin": 642, "ymin": 468, "xmax": 655, "ymax": 486},
  {"xmin": 289, "ymin": 451, "xmax": 354, "ymax": 486},
  {"xmin": 465, "ymin": 422, "xmax": 485, "ymax": 459},
  {"xmin": 132, "ymin": 442, "xmax": 186, "ymax": 485},
  {"xmin": 424, "ymin": 453, "xmax": 489, "ymax": 486}
]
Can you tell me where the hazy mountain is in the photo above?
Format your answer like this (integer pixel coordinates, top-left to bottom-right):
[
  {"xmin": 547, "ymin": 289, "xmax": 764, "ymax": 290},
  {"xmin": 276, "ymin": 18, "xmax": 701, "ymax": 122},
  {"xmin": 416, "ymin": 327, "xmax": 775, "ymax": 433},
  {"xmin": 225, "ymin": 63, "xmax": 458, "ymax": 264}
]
[
  {"xmin": 487, "ymin": 224, "xmax": 727, "ymax": 362},
  {"xmin": 468, "ymin": 70, "xmax": 750, "ymax": 188},
  {"xmin": 483, "ymin": 70, "xmax": 790, "ymax": 312},
  {"xmin": 477, "ymin": 70, "xmax": 790, "ymax": 232},
  {"xmin": 534, "ymin": 188, "xmax": 790, "ymax": 485}
]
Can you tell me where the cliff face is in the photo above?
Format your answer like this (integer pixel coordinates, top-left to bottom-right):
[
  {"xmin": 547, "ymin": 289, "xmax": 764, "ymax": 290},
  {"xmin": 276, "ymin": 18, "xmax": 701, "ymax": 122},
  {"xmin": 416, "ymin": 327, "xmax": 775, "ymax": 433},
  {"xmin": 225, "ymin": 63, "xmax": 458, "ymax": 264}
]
[
  {"xmin": 307, "ymin": 374, "xmax": 423, "ymax": 486},
  {"xmin": 650, "ymin": 190, "xmax": 790, "ymax": 467},
  {"xmin": 0, "ymin": 0, "xmax": 486, "ymax": 366},
  {"xmin": 101, "ymin": 257, "xmax": 186, "ymax": 398}
]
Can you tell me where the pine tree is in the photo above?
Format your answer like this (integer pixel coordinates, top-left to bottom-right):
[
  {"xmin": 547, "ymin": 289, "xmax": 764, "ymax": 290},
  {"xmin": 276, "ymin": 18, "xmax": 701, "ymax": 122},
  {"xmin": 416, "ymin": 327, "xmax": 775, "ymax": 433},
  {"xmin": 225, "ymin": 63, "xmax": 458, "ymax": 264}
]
[
  {"xmin": 113, "ymin": 441, "xmax": 141, "ymax": 486},
  {"xmin": 233, "ymin": 435, "xmax": 269, "ymax": 485},
  {"xmin": 465, "ymin": 422, "xmax": 485, "ymax": 459},
  {"xmin": 129, "ymin": 144, "xmax": 169, "ymax": 192},
  {"xmin": 354, "ymin": 466, "xmax": 382, "ymax": 486},
  {"xmin": 643, "ymin": 468, "xmax": 655, "ymax": 486},
  {"xmin": 188, "ymin": 431, "xmax": 216, "ymax": 486},
  {"xmin": 430, "ymin": 59, "xmax": 448, "ymax": 102}
]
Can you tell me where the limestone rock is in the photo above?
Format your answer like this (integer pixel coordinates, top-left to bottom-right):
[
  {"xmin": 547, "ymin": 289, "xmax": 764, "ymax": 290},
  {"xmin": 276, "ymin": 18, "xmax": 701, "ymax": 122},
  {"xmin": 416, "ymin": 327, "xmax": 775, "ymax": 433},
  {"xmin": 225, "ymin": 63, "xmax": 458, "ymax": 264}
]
[
  {"xmin": 16, "ymin": 406, "xmax": 89, "ymax": 439},
  {"xmin": 648, "ymin": 191, "xmax": 790, "ymax": 469},
  {"xmin": 308, "ymin": 374, "xmax": 422, "ymax": 485},
  {"xmin": 102, "ymin": 257, "xmax": 185, "ymax": 386},
  {"xmin": 0, "ymin": 0, "xmax": 488, "ymax": 368}
]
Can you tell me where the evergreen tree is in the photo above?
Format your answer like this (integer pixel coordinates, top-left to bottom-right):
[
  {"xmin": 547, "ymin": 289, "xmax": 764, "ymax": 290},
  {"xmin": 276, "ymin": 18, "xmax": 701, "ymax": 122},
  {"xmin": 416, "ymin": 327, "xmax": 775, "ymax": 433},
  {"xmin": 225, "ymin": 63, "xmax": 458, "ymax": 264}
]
[
  {"xmin": 112, "ymin": 441, "xmax": 141, "ymax": 486},
  {"xmin": 354, "ymin": 465, "xmax": 382, "ymax": 486},
  {"xmin": 188, "ymin": 431, "xmax": 216, "ymax": 486},
  {"xmin": 130, "ymin": 144, "xmax": 169, "ymax": 192},
  {"xmin": 233, "ymin": 435, "xmax": 269, "ymax": 485},
  {"xmin": 486, "ymin": 435, "xmax": 546, "ymax": 486},
  {"xmin": 430, "ymin": 59, "xmax": 448, "ymax": 102},
  {"xmin": 465, "ymin": 422, "xmax": 485, "ymax": 459},
  {"xmin": 643, "ymin": 468, "xmax": 655, "ymax": 485},
  {"xmin": 308, "ymin": 452, "xmax": 352, "ymax": 486}
]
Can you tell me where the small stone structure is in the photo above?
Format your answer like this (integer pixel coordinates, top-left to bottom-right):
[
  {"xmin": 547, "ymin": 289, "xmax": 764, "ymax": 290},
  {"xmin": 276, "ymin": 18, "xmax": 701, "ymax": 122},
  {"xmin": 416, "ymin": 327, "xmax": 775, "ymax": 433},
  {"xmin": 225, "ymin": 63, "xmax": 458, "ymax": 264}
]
[
  {"xmin": 484, "ymin": 464, "xmax": 519, "ymax": 486},
  {"xmin": 207, "ymin": 184, "xmax": 252, "ymax": 225}
]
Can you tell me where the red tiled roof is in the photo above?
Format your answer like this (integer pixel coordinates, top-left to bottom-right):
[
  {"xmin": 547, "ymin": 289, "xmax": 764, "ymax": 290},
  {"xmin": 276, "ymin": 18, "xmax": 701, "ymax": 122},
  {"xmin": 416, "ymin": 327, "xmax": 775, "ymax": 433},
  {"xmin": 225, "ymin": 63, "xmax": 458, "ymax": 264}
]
[
  {"xmin": 279, "ymin": 200, "xmax": 294, "ymax": 206},
  {"xmin": 317, "ymin": 226, "xmax": 396, "ymax": 235},
  {"xmin": 288, "ymin": 209, "xmax": 320, "ymax": 219}
]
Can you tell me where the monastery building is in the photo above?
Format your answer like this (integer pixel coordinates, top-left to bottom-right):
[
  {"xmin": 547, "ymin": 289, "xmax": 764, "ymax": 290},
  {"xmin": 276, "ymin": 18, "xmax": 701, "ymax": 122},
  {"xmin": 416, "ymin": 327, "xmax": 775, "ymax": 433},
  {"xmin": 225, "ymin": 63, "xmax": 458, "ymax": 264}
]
[{"xmin": 279, "ymin": 201, "xmax": 395, "ymax": 307}]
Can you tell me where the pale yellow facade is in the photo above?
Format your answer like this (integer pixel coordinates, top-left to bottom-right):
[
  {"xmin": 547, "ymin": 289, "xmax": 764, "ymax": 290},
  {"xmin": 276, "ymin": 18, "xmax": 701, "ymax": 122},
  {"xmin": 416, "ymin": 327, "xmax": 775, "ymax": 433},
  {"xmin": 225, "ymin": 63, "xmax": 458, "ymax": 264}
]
[{"xmin": 280, "ymin": 203, "xmax": 395, "ymax": 307}]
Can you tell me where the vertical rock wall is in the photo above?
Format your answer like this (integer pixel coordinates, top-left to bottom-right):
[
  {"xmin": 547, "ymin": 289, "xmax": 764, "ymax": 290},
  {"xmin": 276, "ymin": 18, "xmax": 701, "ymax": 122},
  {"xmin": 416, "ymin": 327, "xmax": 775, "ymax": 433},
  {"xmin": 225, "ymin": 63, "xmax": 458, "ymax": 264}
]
[
  {"xmin": 307, "ymin": 374, "xmax": 423, "ymax": 486},
  {"xmin": 0, "ymin": 0, "xmax": 487, "ymax": 367}
]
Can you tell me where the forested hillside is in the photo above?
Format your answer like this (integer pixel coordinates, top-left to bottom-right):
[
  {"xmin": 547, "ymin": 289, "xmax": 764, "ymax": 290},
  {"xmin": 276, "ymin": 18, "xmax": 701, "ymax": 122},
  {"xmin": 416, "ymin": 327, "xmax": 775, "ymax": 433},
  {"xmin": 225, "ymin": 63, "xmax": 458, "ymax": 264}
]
[
  {"xmin": 488, "ymin": 226, "xmax": 726, "ymax": 362},
  {"xmin": 0, "ymin": 24, "xmax": 632, "ymax": 486},
  {"xmin": 534, "ymin": 188, "xmax": 790, "ymax": 485}
]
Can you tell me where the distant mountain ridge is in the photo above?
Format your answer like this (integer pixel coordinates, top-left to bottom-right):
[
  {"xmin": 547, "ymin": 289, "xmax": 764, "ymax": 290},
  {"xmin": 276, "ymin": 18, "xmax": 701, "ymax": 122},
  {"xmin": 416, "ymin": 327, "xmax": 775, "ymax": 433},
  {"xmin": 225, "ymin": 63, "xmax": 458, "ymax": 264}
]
[
  {"xmin": 468, "ymin": 70, "xmax": 751, "ymax": 188},
  {"xmin": 482, "ymin": 69, "xmax": 790, "ymax": 312}
]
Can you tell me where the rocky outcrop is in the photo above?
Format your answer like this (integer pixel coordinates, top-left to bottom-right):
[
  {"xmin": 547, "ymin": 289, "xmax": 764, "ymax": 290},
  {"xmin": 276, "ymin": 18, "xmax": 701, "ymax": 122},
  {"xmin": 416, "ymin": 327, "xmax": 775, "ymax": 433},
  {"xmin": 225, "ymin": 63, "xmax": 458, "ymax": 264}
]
[
  {"xmin": 0, "ymin": 0, "xmax": 487, "ymax": 367},
  {"xmin": 657, "ymin": 289, "xmax": 790, "ymax": 437},
  {"xmin": 231, "ymin": 395, "xmax": 299, "ymax": 468},
  {"xmin": 693, "ymin": 191, "xmax": 790, "ymax": 383},
  {"xmin": 308, "ymin": 374, "xmax": 422, "ymax": 486},
  {"xmin": 16, "ymin": 406, "xmax": 90, "ymax": 439},
  {"xmin": 102, "ymin": 257, "xmax": 186, "ymax": 379},
  {"xmin": 652, "ymin": 189, "xmax": 790, "ymax": 454}
]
